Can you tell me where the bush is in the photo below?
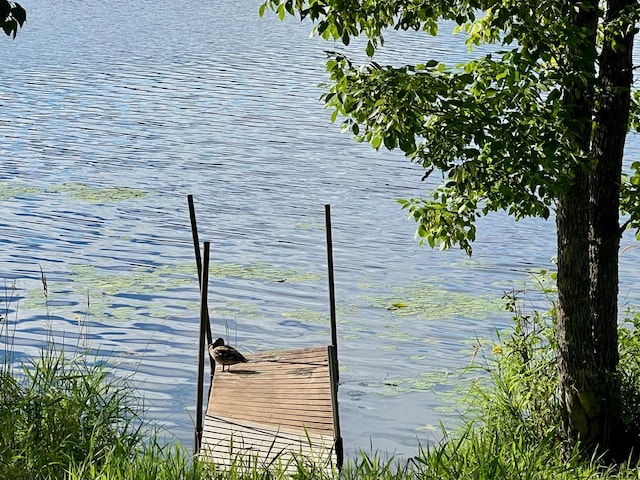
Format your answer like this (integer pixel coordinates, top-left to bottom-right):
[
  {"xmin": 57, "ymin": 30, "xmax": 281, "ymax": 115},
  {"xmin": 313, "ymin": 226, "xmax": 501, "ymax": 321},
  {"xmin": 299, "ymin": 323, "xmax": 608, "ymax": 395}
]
[{"xmin": 418, "ymin": 286, "xmax": 640, "ymax": 478}]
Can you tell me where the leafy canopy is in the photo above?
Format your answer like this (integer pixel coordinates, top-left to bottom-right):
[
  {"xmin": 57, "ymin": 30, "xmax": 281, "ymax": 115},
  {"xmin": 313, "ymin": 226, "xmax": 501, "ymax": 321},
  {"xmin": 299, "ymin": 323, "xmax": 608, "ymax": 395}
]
[
  {"xmin": 260, "ymin": 0, "xmax": 640, "ymax": 253},
  {"xmin": 1, "ymin": 0, "xmax": 25, "ymax": 38}
]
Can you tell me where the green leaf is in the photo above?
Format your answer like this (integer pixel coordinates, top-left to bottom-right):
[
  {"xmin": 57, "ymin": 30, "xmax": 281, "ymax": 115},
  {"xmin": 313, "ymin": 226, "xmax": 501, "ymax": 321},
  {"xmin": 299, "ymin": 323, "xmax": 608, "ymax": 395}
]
[
  {"xmin": 366, "ymin": 40, "xmax": 375, "ymax": 57},
  {"xmin": 341, "ymin": 29, "xmax": 350, "ymax": 46},
  {"xmin": 12, "ymin": 4, "xmax": 26, "ymax": 26},
  {"xmin": 2, "ymin": 18, "xmax": 17, "ymax": 37},
  {"xmin": 0, "ymin": 0, "xmax": 10, "ymax": 19},
  {"xmin": 547, "ymin": 89, "xmax": 561, "ymax": 102}
]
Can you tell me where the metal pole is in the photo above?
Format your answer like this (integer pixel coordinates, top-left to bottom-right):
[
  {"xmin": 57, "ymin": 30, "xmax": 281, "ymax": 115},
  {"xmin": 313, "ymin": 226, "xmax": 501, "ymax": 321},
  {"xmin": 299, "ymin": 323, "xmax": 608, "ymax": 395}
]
[
  {"xmin": 194, "ymin": 241, "xmax": 210, "ymax": 454},
  {"xmin": 328, "ymin": 345, "xmax": 343, "ymax": 470},
  {"xmin": 325, "ymin": 205, "xmax": 338, "ymax": 380},
  {"xmin": 188, "ymin": 195, "xmax": 213, "ymax": 348}
]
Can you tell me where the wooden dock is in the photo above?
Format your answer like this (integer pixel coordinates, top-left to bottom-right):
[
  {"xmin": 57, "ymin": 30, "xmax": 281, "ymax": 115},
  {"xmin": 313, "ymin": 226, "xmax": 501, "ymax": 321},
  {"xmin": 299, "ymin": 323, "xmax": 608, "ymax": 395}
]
[
  {"xmin": 200, "ymin": 345, "xmax": 342, "ymax": 475},
  {"xmin": 189, "ymin": 197, "xmax": 343, "ymax": 475}
]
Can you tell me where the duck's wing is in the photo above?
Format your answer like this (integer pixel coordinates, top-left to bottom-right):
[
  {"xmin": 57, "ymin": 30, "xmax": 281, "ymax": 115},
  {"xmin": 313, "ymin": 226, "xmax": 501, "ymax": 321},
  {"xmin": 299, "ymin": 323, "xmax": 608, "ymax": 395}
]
[{"xmin": 215, "ymin": 346, "xmax": 248, "ymax": 363}]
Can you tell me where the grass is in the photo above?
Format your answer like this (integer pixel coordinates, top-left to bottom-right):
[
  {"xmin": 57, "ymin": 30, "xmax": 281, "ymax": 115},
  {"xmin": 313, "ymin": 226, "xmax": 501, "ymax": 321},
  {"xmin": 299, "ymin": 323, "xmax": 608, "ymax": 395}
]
[
  {"xmin": 0, "ymin": 349, "xmax": 144, "ymax": 480},
  {"xmin": 3, "ymin": 282, "xmax": 640, "ymax": 478}
]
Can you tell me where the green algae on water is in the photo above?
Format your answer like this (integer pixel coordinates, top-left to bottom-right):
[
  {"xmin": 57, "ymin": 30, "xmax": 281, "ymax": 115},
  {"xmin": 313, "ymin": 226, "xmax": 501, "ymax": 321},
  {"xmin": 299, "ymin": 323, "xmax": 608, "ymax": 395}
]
[
  {"xmin": 293, "ymin": 222, "xmax": 325, "ymax": 230},
  {"xmin": 282, "ymin": 309, "xmax": 328, "ymax": 324},
  {"xmin": 0, "ymin": 182, "xmax": 43, "ymax": 200},
  {"xmin": 47, "ymin": 183, "xmax": 148, "ymax": 203},
  {"xmin": 363, "ymin": 280, "xmax": 502, "ymax": 321},
  {"xmin": 210, "ymin": 262, "xmax": 321, "ymax": 283}
]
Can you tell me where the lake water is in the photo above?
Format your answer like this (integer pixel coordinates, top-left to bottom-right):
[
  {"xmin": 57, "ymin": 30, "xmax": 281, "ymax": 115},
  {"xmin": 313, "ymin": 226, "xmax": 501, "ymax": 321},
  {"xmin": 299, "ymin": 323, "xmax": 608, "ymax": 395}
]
[{"xmin": 1, "ymin": 0, "xmax": 640, "ymax": 458}]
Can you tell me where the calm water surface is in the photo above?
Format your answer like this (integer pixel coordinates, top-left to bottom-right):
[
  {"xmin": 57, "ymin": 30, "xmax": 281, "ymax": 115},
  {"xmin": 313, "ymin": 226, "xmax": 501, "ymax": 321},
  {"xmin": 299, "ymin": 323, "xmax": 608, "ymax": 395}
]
[{"xmin": 1, "ymin": 0, "xmax": 640, "ymax": 457}]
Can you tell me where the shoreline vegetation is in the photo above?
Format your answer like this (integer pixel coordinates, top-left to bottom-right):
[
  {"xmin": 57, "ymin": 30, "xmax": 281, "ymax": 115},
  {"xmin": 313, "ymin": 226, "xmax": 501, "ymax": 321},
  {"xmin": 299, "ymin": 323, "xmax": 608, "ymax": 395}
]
[{"xmin": 3, "ymin": 282, "xmax": 640, "ymax": 478}]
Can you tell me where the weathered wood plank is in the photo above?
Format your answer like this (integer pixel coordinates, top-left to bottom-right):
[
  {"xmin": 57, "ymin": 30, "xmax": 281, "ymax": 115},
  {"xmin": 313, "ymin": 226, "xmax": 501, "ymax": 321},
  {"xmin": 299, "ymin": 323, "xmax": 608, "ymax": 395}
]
[
  {"xmin": 212, "ymin": 416, "xmax": 333, "ymax": 434},
  {"xmin": 206, "ymin": 346, "xmax": 335, "ymax": 435},
  {"xmin": 201, "ymin": 416, "xmax": 336, "ymax": 476},
  {"xmin": 201, "ymin": 346, "xmax": 339, "ymax": 474},
  {"xmin": 212, "ymin": 403, "xmax": 333, "ymax": 417}
]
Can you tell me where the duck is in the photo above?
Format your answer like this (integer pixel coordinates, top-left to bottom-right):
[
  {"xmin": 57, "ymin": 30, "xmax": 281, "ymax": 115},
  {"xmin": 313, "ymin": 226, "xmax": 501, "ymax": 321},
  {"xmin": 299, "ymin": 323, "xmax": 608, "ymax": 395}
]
[{"xmin": 208, "ymin": 337, "xmax": 248, "ymax": 372}]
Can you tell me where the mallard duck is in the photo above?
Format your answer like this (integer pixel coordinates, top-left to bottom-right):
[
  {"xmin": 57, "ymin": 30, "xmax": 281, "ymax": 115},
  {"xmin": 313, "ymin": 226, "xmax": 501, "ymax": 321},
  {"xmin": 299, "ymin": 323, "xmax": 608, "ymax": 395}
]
[{"xmin": 208, "ymin": 337, "xmax": 248, "ymax": 372}]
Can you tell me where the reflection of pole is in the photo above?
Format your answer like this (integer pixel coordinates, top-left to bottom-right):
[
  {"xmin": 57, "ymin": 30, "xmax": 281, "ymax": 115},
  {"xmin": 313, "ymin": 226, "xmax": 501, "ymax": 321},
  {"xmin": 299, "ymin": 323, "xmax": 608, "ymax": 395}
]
[
  {"xmin": 195, "ymin": 241, "xmax": 210, "ymax": 454},
  {"xmin": 325, "ymin": 205, "xmax": 338, "ymax": 381}
]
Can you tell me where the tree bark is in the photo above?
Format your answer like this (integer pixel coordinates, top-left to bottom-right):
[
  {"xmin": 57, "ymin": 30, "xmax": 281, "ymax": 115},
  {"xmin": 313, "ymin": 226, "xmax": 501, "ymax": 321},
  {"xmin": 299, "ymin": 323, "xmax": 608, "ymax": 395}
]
[
  {"xmin": 557, "ymin": 0, "xmax": 635, "ymax": 457},
  {"xmin": 557, "ymin": 173, "xmax": 596, "ymax": 446},
  {"xmin": 588, "ymin": 0, "xmax": 635, "ymax": 457},
  {"xmin": 555, "ymin": 0, "xmax": 601, "ymax": 453}
]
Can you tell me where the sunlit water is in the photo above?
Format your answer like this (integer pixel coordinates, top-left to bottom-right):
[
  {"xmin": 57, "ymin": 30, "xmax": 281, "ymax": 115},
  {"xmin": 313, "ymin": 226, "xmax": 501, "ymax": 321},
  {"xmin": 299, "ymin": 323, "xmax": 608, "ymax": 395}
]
[{"xmin": 1, "ymin": 0, "xmax": 639, "ymax": 458}]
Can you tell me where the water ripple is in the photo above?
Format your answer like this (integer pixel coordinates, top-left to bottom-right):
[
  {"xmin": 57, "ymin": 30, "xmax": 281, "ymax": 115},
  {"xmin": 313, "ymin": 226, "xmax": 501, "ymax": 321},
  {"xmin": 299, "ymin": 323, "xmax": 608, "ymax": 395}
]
[{"xmin": 1, "ymin": 0, "xmax": 639, "ymax": 459}]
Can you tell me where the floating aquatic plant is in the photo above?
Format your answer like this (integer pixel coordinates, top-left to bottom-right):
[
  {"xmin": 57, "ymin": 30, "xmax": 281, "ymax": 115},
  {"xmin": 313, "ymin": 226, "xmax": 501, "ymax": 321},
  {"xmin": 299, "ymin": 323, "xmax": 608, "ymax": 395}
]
[
  {"xmin": 375, "ymin": 331, "xmax": 413, "ymax": 341},
  {"xmin": 68, "ymin": 264, "xmax": 195, "ymax": 295},
  {"xmin": 210, "ymin": 262, "xmax": 322, "ymax": 283},
  {"xmin": 0, "ymin": 182, "xmax": 43, "ymax": 200},
  {"xmin": 22, "ymin": 263, "xmax": 196, "ymax": 321},
  {"xmin": 363, "ymin": 281, "xmax": 502, "ymax": 321},
  {"xmin": 211, "ymin": 300, "xmax": 263, "ymax": 321},
  {"xmin": 47, "ymin": 183, "xmax": 148, "ymax": 203},
  {"xmin": 21, "ymin": 259, "xmax": 325, "ymax": 327},
  {"xmin": 281, "ymin": 309, "xmax": 328, "ymax": 324},
  {"xmin": 293, "ymin": 222, "xmax": 325, "ymax": 230},
  {"xmin": 378, "ymin": 344, "xmax": 397, "ymax": 351},
  {"xmin": 281, "ymin": 303, "xmax": 356, "ymax": 325},
  {"xmin": 367, "ymin": 369, "xmax": 465, "ymax": 397}
]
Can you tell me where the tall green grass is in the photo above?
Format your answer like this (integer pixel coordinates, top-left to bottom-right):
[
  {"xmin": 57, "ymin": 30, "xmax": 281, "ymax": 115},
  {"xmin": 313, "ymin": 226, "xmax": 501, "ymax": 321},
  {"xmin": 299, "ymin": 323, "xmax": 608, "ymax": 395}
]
[
  {"xmin": 0, "ymin": 275, "xmax": 205, "ymax": 480},
  {"xmin": 3, "ymin": 279, "xmax": 640, "ymax": 478},
  {"xmin": 404, "ymin": 288, "xmax": 640, "ymax": 480},
  {"xmin": 0, "ymin": 349, "xmax": 141, "ymax": 479}
]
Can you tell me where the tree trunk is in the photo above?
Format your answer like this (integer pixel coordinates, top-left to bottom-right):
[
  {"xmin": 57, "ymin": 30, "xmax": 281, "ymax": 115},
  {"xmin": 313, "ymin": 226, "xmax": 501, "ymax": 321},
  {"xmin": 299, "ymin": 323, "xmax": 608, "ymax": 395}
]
[
  {"xmin": 587, "ymin": 0, "xmax": 635, "ymax": 457},
  {"xmin": 557, "ymin": 174, "xmax": 596, "ymax": 446},
  {"xmin": 557, "ymin": 0, "xmax": 635, "ymax": 458},
  {"xmin": 555, "ymin": 0, "xmax": 601, "ymax": 453}
]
